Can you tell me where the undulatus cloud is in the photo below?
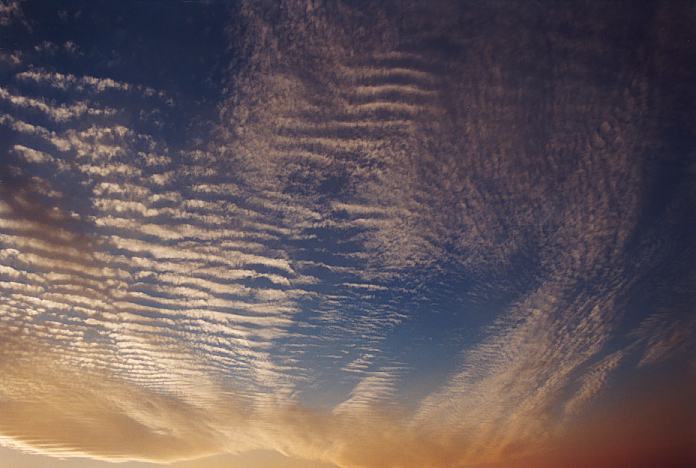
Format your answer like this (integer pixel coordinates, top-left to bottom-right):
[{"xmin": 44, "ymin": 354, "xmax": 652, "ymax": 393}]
[{"xmin": 0, "ymin": 0, "xmax": 694, "ymax": 467}]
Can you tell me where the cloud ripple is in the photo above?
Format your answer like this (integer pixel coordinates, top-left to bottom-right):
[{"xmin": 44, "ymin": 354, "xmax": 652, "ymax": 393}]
[{"xmin": 1, "ymin": 1, "xmax": 695, "ymax": 466}]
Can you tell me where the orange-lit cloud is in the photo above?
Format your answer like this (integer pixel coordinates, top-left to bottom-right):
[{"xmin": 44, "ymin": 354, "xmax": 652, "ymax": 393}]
[{"xmin": 2, "ymin": 331, "xmax": 694, "ymax": 468}]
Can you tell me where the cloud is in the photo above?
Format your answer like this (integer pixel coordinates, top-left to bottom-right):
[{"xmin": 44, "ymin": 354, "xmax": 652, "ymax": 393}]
[
  {"xmin": 1, "ymin": 0, "xmax": 695, "ymax": 467},
  {"xmin": 0, "ymin": 0, "xmax": 23, "ymax": 27},
  {"xmin": 494, "ymin": 374, "xmax": 696, "ymax": 468},
  {"xmin": 632, "ymin": 313, "xmax": 696, "ymax": 367},
  {"xmin": 0, "ymin": 50, "xmax": 21, "ymax": 66},
  {"xmin": 15, "ymin": 70, "xmax": 167, "ymax": 99},
  {"xmin": 2, "ymin": 60, "xmax": 315, "ymax": 428},
  {"xmin": 0, "ymin": 87, "xmax": 116, "ymax": 122},
  {"xmin": 2, "ymin": 333, "xmax": 692, "ymax": 468},
  {"xmin": 0, "ymin": 332, "xmax": 243, "ymax": 463}
]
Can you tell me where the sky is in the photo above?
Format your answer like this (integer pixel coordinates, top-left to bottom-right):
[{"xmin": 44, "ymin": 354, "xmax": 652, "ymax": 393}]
[{"xmin": 0, "ymin": 1, "xmax": 695, "ymax": 467}]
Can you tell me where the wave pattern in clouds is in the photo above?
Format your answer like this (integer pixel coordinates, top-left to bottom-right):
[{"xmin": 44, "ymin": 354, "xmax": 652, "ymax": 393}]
[{"xmin": 1, "ymin": 1, "xmax": 695, "ymax": 467}]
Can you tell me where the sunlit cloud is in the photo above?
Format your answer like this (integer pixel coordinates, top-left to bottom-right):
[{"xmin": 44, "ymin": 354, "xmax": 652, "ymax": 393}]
[{"xmin": 1, "ymin": 0, "xmax": 694, "ymax": 467}]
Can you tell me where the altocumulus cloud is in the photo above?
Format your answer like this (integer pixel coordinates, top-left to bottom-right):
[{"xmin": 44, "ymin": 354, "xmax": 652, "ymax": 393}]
[{"xmin": 0, "ymin": 1, "xmax": 695, "ymax": 467}]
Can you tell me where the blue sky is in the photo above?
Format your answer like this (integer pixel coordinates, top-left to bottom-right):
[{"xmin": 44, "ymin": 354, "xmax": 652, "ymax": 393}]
[{"xmin": 1, "ymin": 1, "xmax": 695, "ymax": 467}]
